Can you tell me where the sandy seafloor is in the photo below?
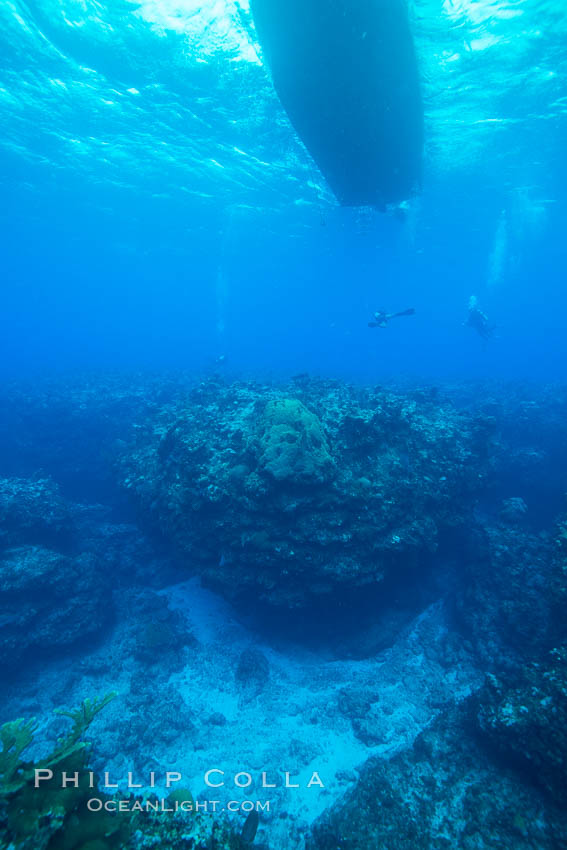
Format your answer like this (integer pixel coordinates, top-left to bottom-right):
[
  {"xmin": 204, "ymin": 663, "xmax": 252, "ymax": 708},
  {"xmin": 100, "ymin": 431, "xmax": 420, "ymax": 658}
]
[{"xmin": 1, "ymin": 566, "xmax": 482, "ymax": 849}]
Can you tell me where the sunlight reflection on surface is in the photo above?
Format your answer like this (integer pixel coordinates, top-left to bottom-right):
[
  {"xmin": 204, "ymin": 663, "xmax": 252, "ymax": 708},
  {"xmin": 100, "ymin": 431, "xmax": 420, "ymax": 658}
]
[{"xmin": 130, "ymin": 0, "xmax": 259, "ymax": 62}]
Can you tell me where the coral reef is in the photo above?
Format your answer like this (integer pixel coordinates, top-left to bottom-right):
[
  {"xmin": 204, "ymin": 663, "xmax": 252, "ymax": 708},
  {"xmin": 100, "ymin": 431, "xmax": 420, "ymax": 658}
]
[
  {"xmin": 474, "ymin": 649, "xmax": 567, "ymax": 806},
  {"xmin": 454, "ymin": 522, "xmax": 559, "ymax": 668},
  {"xmin": 308, "ymin": 704, "xmax": 567, "ymax": 849},
  {"xmin": 469, "ymin": 512, "xmax": 567, "ymax": 806},
  {"xmin": 119, "ymin": 377, "xmax": 492, "ymax": 610},
  {"xmin": 0, "ymin": 546, "xmax": 110, "ymax": 671},
  {"xmin": 447, "ymin": 382, "xmax": 567, "ymax": 525},
  {"xmin": 0, "ymin": 375, "xmax": 184, "ymax": 504},
  {"xmin": 1, "ymin": 374, "xmax": 567, "ymax": 849},
  {"xmin": 0, "ymin": 476, "xmax": 74, "ymax": 550}
]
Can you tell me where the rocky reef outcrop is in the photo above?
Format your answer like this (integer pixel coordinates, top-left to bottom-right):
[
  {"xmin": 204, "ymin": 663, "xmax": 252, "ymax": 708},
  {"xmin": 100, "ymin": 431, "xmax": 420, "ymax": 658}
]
[
  {"xmin": 308, "ymin": 704, "xmax": 567, "ymax": 850},
  {"xmin": 0, "ymin": 545, "xmax": 108, "ymax": 671},
  {"xmin": 454, "ymin": 522, "xmax": 560, "ymax": 668},
  {"xmin": 119, "ymin": 378, "xmax": 493, "ymax": 610},
  {"xmin": 0, "ymin": 476, "xmax": 74, "ymax": 551},
  {"xmin": 0, "ymin": 475, "xmax": 113, "ymax": 671},
  {"xmin": 474, "ymin": 649, "xmax": 567, "ymax": 808},
  {"xmin": 468, "ymin": 513, "xmax": 567, "ymax": 807}
]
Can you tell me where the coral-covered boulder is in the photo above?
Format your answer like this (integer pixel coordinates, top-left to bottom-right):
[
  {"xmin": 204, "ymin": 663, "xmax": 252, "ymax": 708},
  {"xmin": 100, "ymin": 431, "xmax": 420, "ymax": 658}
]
[{"xmin": 119, "ymin": 379, "xmax": 491, "ymax": 612}]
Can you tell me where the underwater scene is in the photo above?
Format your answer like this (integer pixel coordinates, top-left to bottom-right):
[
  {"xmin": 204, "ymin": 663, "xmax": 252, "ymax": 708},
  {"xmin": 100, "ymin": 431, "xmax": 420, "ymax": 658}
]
[{"xmin": 1, "ymin": 0, "xmax": 567, "ymax": 848}]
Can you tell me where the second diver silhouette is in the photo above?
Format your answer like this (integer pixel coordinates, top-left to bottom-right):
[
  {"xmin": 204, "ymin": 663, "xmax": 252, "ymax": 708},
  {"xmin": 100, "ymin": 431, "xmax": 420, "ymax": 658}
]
[{"xmin": 464, "ymin": 296, "xmax": 495, "ymax": 340}]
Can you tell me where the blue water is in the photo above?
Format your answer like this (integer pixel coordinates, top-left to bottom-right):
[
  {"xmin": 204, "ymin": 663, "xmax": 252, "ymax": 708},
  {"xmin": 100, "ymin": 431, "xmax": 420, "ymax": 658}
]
[{"xmin": 1, "ymin": 0, "xmax": 566, "ymax": 382}]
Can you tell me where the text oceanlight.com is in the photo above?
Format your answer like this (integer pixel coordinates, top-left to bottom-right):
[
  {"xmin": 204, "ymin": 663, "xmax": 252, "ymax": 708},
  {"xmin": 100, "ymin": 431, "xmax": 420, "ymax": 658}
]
[{"xmin": 87, "ymin": 797, "xmax": 271, "ymax": 813}]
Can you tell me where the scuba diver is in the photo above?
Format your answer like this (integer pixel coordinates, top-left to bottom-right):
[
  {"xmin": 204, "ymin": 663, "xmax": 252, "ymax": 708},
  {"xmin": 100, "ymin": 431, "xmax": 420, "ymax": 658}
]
[
  {"xmin": 368, "ymin": 308, "xmax": 415, "ymax": 328},
  {"xmin": 465, "ymin": 296, "xmax": 494, "ymax": 340}
]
